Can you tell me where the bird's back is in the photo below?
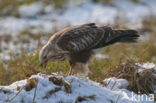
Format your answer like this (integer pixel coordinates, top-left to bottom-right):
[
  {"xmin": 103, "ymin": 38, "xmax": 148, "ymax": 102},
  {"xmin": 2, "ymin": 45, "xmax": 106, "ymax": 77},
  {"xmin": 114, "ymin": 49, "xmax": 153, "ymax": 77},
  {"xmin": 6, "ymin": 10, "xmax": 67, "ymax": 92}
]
[
  {"xmin": 49, "ymin": 23, "xmax": 98, "ymax": 40},
  {"xmin": 48, "ymin": 23, "xmax": 139, "ymax": 53}
]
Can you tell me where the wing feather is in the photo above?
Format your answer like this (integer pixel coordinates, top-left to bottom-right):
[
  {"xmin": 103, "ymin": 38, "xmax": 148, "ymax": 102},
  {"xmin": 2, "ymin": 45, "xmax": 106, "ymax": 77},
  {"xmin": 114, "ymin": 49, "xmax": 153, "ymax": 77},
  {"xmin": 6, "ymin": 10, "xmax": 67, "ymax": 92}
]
[{"xmin": 57, "ymin": 23, "xmax": 104, "ymax": 52}]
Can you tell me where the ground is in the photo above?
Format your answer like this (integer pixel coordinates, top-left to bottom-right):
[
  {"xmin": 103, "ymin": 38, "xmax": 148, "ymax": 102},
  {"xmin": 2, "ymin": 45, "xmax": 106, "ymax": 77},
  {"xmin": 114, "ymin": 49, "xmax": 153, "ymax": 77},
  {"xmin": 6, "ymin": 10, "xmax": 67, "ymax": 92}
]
[{"xmin": 0, "ymin": 63, "xmax": 155, "ymax": 103}]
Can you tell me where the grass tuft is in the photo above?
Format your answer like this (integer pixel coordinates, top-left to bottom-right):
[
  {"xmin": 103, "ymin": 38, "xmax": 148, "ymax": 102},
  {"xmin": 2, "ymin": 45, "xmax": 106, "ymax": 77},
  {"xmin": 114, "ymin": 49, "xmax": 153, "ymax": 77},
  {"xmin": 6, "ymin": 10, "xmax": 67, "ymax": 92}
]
[{"xmin": 105, "ymin": 60, "xmax": 156, "ymax": 94}]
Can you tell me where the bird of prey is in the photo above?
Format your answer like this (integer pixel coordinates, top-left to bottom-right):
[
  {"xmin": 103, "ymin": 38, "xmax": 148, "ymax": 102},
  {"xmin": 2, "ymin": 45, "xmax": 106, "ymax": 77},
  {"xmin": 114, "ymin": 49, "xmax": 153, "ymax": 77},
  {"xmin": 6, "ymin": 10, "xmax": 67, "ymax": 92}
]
[{"xmin": 39, "ymin": 23, "xmax": 139, "ymax": 76}]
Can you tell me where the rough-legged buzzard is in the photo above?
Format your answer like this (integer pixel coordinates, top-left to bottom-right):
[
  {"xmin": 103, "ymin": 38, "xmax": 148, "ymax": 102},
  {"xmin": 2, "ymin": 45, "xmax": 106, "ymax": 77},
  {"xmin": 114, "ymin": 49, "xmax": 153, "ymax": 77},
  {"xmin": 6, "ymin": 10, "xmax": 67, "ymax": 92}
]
[{"xmin": 39, "ymin": 23, "xmax": 139, "ymax": 76}]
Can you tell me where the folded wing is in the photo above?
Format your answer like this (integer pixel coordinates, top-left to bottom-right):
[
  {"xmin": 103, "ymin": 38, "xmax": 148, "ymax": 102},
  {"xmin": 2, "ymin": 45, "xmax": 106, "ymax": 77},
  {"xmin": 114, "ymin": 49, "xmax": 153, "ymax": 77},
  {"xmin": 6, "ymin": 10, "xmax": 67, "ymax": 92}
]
[{"xmin": 57, "ymin": 23, "xmax": 104, "ymax": 52}]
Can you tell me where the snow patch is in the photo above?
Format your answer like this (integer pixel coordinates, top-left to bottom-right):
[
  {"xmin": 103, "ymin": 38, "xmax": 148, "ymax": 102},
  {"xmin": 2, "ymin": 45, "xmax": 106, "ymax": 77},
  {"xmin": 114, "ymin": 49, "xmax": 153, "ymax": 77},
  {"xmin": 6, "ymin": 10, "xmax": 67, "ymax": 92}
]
[
  {"xmin": 1, "ymin": 0, "xmax": 156, "ymax": 59},
  {"xmin": 0, "ymin": 72, "xmax": 155, "ymax": 103},
  {"xmin": 18, "ymin": 2, "xmax": 43, "ymax": 18},
  {"xmin": 137, "ymin": 62, "xmax": 156, "ymax": 72},
  {"xmin": 103, "ymin": 77, "xmax": 129, "ymax": 90}
]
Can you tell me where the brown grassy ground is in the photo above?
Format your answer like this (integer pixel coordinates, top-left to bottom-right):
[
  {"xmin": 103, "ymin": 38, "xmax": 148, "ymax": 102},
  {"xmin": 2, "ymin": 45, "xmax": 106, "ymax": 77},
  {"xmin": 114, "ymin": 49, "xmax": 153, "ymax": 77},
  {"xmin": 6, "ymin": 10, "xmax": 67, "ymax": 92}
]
[{"xmin": 104, "ymin": 60, "xmax": 156, "ymax": 94}]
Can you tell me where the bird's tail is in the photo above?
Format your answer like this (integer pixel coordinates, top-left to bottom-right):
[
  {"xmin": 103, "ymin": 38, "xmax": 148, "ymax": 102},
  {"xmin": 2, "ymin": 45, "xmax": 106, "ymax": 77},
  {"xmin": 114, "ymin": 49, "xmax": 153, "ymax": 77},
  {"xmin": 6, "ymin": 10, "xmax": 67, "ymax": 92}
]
[{"xmin": 103, "ymin": 29, "xmax": 140, "ymax": 46}]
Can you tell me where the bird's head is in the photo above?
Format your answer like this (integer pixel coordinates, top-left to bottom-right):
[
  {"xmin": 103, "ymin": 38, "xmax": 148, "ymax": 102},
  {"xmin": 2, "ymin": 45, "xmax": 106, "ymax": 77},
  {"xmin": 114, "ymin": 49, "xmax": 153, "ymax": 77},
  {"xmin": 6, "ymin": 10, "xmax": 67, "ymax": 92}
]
[{"xmin": 39, "ymin": 43, "xmax": 55, "ymax": 67}]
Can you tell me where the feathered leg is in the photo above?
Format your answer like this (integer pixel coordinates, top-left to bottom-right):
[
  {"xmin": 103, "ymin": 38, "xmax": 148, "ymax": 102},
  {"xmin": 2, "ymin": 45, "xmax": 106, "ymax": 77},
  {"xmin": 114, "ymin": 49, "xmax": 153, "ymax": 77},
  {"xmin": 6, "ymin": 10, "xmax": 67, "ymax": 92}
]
[{"xmin": 68, "ymin": 61, "xmax": 89, "ymax": 76}]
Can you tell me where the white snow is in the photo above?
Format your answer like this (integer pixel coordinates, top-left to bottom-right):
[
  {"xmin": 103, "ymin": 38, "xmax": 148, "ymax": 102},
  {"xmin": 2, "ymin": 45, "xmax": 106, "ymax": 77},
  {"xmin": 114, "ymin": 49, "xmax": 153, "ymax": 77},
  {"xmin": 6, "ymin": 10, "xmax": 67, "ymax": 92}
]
[
  {"xmin": 18, "ymin": 2, "xmax": 43, "ymax": 18},
  {"xmin": 136, "ymin": 62, "xmax": 156, "ymax": 72},
  {"xmin": 0, "ymin": 17, "xmax": 53, "ymax": 36},
  {"xmin": 1, "ymin": 0, "xmax": 156, "ymax": 60},
  {"xmin": 94, "ymin": 54, "xmax": 109, "ymax": 60},
  {"xmin": 138, "ymin": 62, "xmax": 156, "ymax": 69},
  {"xmin": 0, "ymin": 0, "xmax": 156, "ymax": 36},
  {"xmin": 0, "ymin": 63, "xmax": 155, "ymax": 103},
  {"xmin": 103, "ymin": 77, "xmax": 129, "ymax": 90}
]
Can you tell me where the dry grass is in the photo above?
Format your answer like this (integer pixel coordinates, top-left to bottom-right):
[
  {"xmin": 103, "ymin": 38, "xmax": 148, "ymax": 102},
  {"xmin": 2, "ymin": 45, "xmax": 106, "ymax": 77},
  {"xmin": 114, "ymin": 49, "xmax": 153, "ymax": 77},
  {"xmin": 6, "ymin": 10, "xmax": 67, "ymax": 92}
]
[
  {"xmin": 0, "ymin": 0, "xmax": 69, "ymax": 17},
  {"xmin": 49, "ymin": 76, "xmax": 72, "ymax": 93},
  {"xmin": 93, "ymin": 0, "xmax": 141, "ymax": 5},
  {"xmin": 105, "ymin": 60, "xmax": 156, "ymax": 94},
  {"xmin": 7, "ymin": 86, "xmax": 25, "ymax": 103},
  {"xmin": 42, "ymin": 87, "xmax": 61, "ymax": 99},
  {"xmin": 25, "ymin": 78, "xmax": 37, "ymax": 91},
  {"xmin": 93, "ymin": 0, "xmax": 115, "ymax": 5},
  {"xmin": 0, "ymin": 0, "xmax": 40, "ymax": 17},
  {"xmin": 0, "ymin": 0, "xmax": 19, "ymax": 17},
  {"xmin": 88, "ymin": 31, "xmax": 156, "ymax": 82},
  {"xmin": 141, "ymin": 16, "xmax": 156, "ymax": 33},
  {"xmin": 75, "ymin": 95, "xmax": 96, "ymax": 103}
]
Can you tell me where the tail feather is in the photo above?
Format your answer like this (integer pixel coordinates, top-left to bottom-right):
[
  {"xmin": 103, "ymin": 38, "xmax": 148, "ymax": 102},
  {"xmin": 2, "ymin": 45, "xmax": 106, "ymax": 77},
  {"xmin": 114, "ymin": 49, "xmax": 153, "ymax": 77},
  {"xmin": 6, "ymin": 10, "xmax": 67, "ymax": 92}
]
[
  {"xmin": 104, "ymin": 29, "xmax": 140, "ymax": 46},
  {"xmin": 117, "ymin": 30, "xmax": 140, "ymax": 43}
]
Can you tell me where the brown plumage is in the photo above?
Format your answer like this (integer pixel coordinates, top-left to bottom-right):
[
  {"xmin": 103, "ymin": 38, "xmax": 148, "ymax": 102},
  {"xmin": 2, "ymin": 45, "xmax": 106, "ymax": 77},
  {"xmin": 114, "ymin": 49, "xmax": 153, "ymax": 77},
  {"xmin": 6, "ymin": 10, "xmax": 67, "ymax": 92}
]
[{"xmin": 39, "ymin": 23, "xmax": 140, "ymax": 76}]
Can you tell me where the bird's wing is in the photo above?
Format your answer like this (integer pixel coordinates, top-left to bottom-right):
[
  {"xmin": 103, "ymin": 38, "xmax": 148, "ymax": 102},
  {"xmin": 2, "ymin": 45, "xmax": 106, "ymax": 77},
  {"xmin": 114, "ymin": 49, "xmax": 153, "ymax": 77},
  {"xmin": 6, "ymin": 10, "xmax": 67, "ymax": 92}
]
[{"xmin": 56, "ymin": 23, "xmax": 104, "ymax": 52}]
